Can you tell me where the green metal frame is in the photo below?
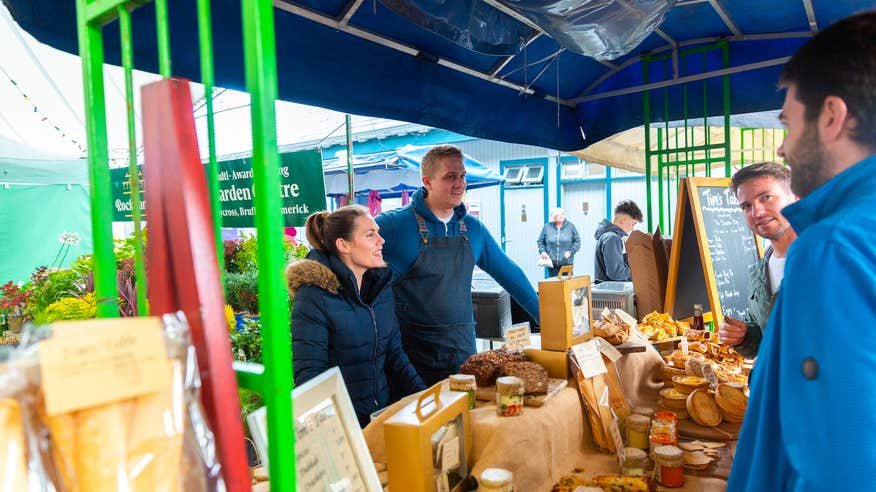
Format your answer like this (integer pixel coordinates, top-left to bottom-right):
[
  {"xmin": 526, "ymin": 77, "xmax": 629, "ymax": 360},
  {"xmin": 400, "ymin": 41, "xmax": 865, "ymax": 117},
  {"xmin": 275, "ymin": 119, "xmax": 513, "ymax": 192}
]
[
  {"xmin": 75, "ymin": 0, "xmax": 296, "ymax": 488},
  {"xmin": 643, "ymin": 41, "xmax": 731, "ymax": 233}
]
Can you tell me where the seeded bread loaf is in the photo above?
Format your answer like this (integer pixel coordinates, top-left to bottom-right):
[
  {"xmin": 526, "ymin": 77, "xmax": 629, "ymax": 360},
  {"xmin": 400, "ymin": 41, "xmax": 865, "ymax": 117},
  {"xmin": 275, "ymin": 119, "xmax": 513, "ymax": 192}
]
[{"xmin": 503, "ymin": 361, "xmax": 549, "ymax": 394}]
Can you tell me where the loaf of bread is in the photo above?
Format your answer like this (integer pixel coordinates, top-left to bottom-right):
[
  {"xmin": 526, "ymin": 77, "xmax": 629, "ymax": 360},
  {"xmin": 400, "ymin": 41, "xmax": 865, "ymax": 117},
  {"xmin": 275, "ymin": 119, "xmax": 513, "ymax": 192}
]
[
  {"xmin": 503, "ymin": 361, "xmax": 549, "ymax": 394},
  {"xmin": 459, "ymin": 350, "xmax": 526, "ymax": 387}
]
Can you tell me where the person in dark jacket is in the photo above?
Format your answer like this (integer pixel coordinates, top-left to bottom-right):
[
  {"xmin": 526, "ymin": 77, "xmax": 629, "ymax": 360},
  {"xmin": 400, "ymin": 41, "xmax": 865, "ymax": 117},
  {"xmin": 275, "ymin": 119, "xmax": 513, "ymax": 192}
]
[
  {"xmin": 537, "ymin": 207, "xmax": 581, "ymax": 277},
  {"xmin": 287, "ymin": 205, "xmax": 425, "ymax": 427},
  {"xmin": 593, "ymin": 200, "xmax": 642, "ymax": 282}
]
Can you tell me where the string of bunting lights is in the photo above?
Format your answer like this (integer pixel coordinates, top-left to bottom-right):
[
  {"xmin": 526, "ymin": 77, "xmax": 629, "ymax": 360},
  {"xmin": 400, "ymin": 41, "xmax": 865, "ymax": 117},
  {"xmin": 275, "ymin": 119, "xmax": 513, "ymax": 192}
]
[{"xmin": 0, "ymin": 63, "xmax": 87, "ymax": 155}]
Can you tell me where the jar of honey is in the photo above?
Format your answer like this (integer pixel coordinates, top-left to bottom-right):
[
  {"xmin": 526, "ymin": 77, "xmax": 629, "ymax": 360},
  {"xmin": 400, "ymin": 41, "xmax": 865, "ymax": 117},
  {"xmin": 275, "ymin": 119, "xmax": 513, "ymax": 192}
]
[{"xmin": 626, "ymin": 414, "xmax": 650, "ymax": 450}]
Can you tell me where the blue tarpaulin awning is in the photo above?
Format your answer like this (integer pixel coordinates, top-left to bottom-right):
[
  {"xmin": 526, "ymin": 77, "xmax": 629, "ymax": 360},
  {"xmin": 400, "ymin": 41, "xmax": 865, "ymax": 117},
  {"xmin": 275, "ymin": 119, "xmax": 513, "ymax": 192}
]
[
  {"xmin": 3, "ymin": 0, "xmax": 870, "ymax": 151},
  {"xmin": 322, "ymin": 145, "xmax": 503, "ymax": 198}
]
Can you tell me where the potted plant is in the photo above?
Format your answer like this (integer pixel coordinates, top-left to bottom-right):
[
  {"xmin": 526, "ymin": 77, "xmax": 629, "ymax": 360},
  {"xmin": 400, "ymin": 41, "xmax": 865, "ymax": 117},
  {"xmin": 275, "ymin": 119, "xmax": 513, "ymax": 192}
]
[{"xmin": 0, "ymin": 281, "xmax": 31, "ymax": 333}]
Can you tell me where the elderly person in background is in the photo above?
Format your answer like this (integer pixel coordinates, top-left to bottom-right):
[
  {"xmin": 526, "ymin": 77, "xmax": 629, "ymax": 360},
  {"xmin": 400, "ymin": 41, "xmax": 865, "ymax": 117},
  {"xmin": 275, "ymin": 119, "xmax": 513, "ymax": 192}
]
[{"xmin": 538, "ymin": 207, "xmax": 581, "ymax": 277}]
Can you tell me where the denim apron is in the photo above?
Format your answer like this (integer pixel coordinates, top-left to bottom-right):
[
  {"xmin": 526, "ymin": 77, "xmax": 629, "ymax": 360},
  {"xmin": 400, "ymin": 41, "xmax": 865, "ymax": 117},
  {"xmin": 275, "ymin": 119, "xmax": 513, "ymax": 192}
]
[{"xmin": 393, "ymin": 210, "xmax": 476, "ymax": 386}]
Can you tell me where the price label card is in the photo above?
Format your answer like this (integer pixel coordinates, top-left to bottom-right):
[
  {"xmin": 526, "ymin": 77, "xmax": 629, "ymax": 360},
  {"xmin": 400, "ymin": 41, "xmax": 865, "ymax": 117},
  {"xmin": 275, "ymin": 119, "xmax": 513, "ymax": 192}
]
[
  {"xmin": 572, "ymin": 340, "xmax": 607, "ymax": 378},
  {"xmin": 39, "ymin": 318, "xmax": 170, "ymax": 415},
  {"xmin": 680, "ymin": 336, "xmax": 689, "ymax": 355},
  {"xmin": 504, "ymin": 322, "xmax": 532, "ymax": 352},
  {"xmin": 595, "ymin": 337, "xmax": 623, "ymax": 362}
]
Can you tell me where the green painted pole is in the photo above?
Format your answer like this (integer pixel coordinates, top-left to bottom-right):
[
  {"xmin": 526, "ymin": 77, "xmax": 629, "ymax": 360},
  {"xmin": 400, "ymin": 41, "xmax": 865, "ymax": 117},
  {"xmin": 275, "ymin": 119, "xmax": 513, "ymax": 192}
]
[
  {"xmin": 118, "ymin": 6, "xmax": 148, "ymax": 315},
  {"xmin": 346, "ymin": 114, "xmax": 354, "ymax": 202},
  {"xmin": 241, "ymin": 0, "xmax": 295, "ymax": 488},
  {"xmin": 154, "ymin": 0, "xmax": 171, "ymax": 77},
  {"xmin": 196, "ymin": 0, "xmax": 225, "ymax": 280},
  {"xmin": 76, "ymin": 0, "xmax": 119, "ymax": 318}
]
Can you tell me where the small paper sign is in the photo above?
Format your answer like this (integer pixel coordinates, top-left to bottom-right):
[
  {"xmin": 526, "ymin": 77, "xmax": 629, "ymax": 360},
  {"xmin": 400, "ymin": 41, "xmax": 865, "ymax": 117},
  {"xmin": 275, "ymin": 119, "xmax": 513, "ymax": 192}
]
[
  {"xmin": 39, "ymin": 317, "xmax": 170, "ymax": 415},
  {"xmin": 504, "ymin": 322, "xmax": 532, "ymax": 352},
  {"xmin": 440, "ymin": 436, "xmax": 460, "ymax": 472},
  {"xmin": 595, "ymin": 337, "xmax": 623, "ymax": 362},
  {"xmin": 614, "ymin": 309, "xmax": 638, "ymax": 330},
  {"xmin": 680, "ymin": 336, "xmax": 689, "ymax": 356},
  {"xmin": 572, "ymin": 340, "xmax": 607, "ymax": 378}
]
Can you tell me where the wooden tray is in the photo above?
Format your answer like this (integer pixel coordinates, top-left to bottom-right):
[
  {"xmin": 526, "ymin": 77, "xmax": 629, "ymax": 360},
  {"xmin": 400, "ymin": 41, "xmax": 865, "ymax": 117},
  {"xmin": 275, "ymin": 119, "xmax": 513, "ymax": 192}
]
[
  {"xmin": 677, "ymin": 418, "xmax": 741, "ymax": 441},
  {"xmin": 475, "ymin": 378, "xmax": 568, "ymax": 407},
  {"xmin": 679, "ymin": 437, "xmax": 734, "ymax": 480},
  {"xmin": 651, "ymin": 335, "xmax": 683, "ymax": 354}
]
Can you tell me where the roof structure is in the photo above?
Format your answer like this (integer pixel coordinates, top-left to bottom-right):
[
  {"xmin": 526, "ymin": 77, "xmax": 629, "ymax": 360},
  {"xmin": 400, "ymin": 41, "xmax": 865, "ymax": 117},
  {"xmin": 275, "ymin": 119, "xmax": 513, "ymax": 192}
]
[{"xmin": 4, "ymin": 0, "xmax": 868, "ymax": 153}]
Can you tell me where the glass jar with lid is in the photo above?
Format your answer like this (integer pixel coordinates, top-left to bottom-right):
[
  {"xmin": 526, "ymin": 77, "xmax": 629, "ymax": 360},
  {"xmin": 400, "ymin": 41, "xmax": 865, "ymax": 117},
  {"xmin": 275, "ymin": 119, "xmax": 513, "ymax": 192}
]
[
  {"xmin": 621, "ymin": 447, "xmax": 649, "ymax": 476},
  {"xmin": 626, "ymin": 414, "xmax": 650, "ymax": 450},
  {"xmin": 449, "ymin": 374, "xmax": 477, "ymax": 409},
  {"xmin": 649, "ymin": 411, "xmax": 678, "ymax": 455},
  {"xmin": 495, "ymin": 376, "xmax": 524, "ymax": 417},
  {"xmin": 653, "ymin": 445, "xmax": 684, "ymax": 487},
  {"xmin": 478, "ymin": 467, "xmax": 513, "ymax": 492}
]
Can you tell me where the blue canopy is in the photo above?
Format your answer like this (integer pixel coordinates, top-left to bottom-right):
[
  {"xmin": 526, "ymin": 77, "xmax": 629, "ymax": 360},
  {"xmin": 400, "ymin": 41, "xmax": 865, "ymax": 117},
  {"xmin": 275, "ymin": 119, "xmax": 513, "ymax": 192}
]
[
  {"xmin": 322, "ymin": 145, "xmax": 503, "ymax": 198},
  {"xmin": 3, "ymin": 0, "xmax": 869, "ymax": 151}
]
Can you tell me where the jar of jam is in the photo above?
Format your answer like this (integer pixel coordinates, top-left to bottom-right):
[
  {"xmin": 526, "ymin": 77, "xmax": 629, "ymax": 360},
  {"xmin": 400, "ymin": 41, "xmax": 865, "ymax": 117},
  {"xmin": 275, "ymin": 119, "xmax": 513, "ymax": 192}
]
[
  {"xmin": 495, "ymin": 376, "xmax": 524, "ymax": 417},
  {"xmin": 478, "ymin": 467, "xmax": 514, "ymax": 492},
  {"xmin": 449, "ymin": 374, "xmax": 477, "ymax": 409},
  {"xmin": 622, "ymin": 447, "xmax": 648, "ymax": 476},
  {"xmin": 626, "ymin": 414, "xmax": 650, "ymax": 450},
  {"xmin": 653, "ymin": 445, "xmax": 684, "ymax": 487},
  {"xmin": 649, "ymin": 411, "xmax": 678, "ymax": 456}
]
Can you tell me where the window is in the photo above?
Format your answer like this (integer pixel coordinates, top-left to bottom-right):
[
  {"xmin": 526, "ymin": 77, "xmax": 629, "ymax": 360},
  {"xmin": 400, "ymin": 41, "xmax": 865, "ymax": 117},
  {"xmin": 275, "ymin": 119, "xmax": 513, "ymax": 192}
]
[
  {"xmin": 586, "ymin": 162, "xmax": 606, "ymax": 178},
  {"xmin": 560, "ymin": 161, "xmax": 583, "ymax": 180},
  {"xmin": 503, "ymin": 166, "xmax": 524, "ymax": 185},
  {"xmin": 503, "ymin": 164, "xmax": 544, "ymax": 187},
  {"xmin": 522, "ymin": 165, "xmax": 544, "ymax": 184}
]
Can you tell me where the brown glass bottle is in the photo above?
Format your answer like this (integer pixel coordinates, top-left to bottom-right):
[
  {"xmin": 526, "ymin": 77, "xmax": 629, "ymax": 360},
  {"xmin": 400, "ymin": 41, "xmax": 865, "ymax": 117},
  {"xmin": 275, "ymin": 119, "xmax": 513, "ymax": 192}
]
[{"xmin": 691, "ymin": 304, "xmax": 705, "ymax": 331}]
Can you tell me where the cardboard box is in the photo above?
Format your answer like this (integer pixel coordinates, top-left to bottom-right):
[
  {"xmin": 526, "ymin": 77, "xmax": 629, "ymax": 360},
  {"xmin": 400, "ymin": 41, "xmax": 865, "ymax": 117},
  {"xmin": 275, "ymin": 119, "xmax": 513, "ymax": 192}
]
[
  {"xmin": 384, "ymin": 384, "xmax": 472, "ymax": 492},
  {"xmin": 538, "ymin": 268, "xmax": 593, "ymax": 351},
  {"xmin": 523, "ymin": 348, "xmax": 571, "ymax": 379},
  {"xmin": 626, "ymin": 229, "xmax": 670, "ymax": 320}
]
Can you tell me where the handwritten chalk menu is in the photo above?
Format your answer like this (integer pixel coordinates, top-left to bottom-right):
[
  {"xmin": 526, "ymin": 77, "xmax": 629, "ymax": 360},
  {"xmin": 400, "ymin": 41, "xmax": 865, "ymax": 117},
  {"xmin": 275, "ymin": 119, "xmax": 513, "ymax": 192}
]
[
  {"xmin": 666, "ymin": 178, "xmax": 762, "ymax": 324},
  {"xmin": 295, "ymin": 398, "xmax": 367, "ymax": 492}
]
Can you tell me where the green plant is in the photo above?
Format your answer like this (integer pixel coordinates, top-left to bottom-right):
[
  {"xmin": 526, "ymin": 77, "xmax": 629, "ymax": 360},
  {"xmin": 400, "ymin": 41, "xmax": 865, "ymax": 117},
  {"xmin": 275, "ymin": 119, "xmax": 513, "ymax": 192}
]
[
  {"xmin": 27, "ymin": 269, "xmax": 84, "ymax": 315},
  {"xmin": 225, "ymin": 271, "xmax": 260, "ymax": 314},
  {"xmin": 114, "ymin": 228, "xmax": 147, "ymax": 264},
  {"xmin": 232, "ymin": 234, "xmax": 259, "ymax": 273},
  {"xmin": 230, "ymin": 317, "xmax": 262, "ymax": 362},
  {"xmin": 40, "ymin": 293, "xmax": 97, "ymax": 323}
]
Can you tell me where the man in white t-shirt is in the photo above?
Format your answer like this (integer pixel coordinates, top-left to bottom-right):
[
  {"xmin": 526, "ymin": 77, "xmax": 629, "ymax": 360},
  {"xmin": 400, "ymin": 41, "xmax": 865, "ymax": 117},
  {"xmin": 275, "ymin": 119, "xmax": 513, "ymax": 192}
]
[{"xmin": 718, "ymin": 162, "xmax": 797, "ymax": 358}]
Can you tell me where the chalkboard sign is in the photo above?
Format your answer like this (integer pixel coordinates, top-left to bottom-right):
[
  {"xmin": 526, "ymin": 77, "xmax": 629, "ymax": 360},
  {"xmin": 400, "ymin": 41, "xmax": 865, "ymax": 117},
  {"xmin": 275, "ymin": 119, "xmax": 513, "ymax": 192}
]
[{"xmin": 665, "ymin": 178, "xmax": 763, "ymax": 324}]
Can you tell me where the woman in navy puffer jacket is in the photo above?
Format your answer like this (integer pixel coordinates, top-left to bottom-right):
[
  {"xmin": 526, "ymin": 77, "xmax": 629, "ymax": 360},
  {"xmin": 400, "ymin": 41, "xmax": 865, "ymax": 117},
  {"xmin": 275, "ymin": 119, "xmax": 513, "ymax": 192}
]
[{"xmin": 287, "ymin": 205, "xmax": 425, "ymax": 426}]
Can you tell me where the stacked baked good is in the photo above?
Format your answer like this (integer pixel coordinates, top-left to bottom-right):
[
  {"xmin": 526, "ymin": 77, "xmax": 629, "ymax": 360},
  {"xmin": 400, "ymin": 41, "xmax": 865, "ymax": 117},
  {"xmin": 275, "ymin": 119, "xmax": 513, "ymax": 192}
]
[
  {"xmin": 458, "ymin": 349, "xmax": 527, "ymax": 388},
  {"xmin": 502, "ymin": 361, "xmax": 549, "ymax": 394},
  {"xmin": 638, "ymin": 311, "xmax": 689, "ymax": 342}
]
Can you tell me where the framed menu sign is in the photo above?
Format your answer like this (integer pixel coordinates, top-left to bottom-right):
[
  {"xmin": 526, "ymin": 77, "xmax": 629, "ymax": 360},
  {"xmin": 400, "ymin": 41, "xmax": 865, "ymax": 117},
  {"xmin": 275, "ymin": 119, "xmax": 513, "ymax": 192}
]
[{"xmin": 247, "ymin": 367, "xmax": 382, "ymax": 491}]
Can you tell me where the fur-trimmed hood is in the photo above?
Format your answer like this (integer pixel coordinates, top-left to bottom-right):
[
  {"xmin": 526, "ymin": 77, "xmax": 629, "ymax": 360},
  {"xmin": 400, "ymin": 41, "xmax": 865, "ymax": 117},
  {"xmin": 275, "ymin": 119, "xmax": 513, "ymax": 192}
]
[
  {"xmin": 285, "ymin": 258, "xmax": 340, "ymax": 297},
  {"xmin": 286, "ymin": 248, "xmax": 393, "ymax": 302}
]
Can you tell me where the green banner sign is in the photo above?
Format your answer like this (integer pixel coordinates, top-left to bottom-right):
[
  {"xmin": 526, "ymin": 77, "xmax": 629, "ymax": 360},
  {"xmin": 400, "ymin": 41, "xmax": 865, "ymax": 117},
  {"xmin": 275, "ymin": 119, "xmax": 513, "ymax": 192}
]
[{"xmin": 111, "ymin": 149, "xmax": 327, "ymax": 227}]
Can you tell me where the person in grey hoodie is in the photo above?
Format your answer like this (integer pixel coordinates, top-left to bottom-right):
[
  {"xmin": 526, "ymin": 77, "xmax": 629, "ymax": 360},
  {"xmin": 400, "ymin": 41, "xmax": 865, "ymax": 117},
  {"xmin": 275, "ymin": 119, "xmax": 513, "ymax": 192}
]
[
  {"xmin": 537, "ymin": 207, "xmax": 581, "ymax": 277},
  {"xmin": 594, "ymin": 200, "xmax": 642, "ymax": 282}
]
